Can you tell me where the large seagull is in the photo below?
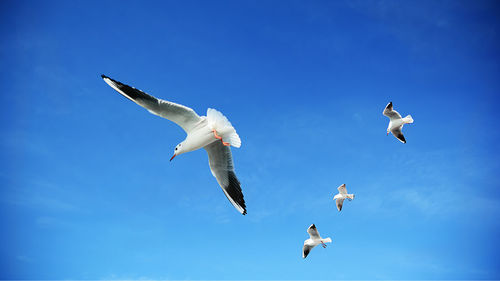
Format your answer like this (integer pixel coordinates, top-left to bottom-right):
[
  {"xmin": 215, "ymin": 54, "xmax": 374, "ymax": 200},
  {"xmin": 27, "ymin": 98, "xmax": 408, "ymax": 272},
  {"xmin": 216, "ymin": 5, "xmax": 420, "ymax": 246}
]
[
  {"xmin": 333, "ymin": 184, "xmax": 355, "ymax": 212},
  {"xmin": 101, "ymin": 75, "xmax": 247, "ymax": 215},
  {"xmin": 383, "ymin": 102, "xmax": 414, "ymax": 143},
  {"xmin": 302, "ymin": 224, "xmax": 332, "ymax": 259}
]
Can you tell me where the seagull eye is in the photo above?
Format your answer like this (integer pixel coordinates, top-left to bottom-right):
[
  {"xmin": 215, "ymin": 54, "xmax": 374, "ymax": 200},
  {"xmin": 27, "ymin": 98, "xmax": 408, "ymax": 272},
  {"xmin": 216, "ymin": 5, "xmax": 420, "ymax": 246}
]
[{"xmin": 175, "ymin": 148, "xmax": 178, "ymax": 151}]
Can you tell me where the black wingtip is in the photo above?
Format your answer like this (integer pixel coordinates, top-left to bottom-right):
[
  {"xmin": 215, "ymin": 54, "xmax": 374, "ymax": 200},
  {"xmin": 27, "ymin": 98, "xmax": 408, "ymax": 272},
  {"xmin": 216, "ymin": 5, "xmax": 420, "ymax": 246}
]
[{"xmin": 101, "ymin": 74, "xmax": 108, "ymax": 79}]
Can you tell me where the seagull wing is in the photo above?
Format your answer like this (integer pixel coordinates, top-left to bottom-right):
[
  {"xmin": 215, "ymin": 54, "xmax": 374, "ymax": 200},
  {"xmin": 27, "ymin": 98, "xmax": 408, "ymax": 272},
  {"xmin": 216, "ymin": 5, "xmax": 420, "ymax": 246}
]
[
  {"xmin": 102, "ymin": 75, "xmax": 202, "ymax": 133},
  {"xmin": 204, "ymin": 141, "xmax": 246, "ymax": 215},
  {"xmin": 303, "ymin": 243, "xmax": 315, "ymax": 259},
  {"xmin": 307, "ymin": 224, "xmax": 320, "ymax": 239},
  {"xmin": 391, "ymin": 126, "xmax": 406, "ymax": 143},
  {"xmin": 383, "ymin": 102, "xmax": 402, "ymax": 120},
  {"xmin": 337, "ymin": 184, "xmax": 347, "ymax": 194},
  {"xmin": 336, "ymin": 198, "xmax": 344, "ymax": 211}
]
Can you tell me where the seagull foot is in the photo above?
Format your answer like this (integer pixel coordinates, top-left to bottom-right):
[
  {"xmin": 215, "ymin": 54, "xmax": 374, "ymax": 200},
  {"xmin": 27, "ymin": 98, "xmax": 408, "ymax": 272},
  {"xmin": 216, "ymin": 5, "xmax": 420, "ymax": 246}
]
[{"xmin": 213, "ymin": 129, "xmax": 231, "ymax": 146}]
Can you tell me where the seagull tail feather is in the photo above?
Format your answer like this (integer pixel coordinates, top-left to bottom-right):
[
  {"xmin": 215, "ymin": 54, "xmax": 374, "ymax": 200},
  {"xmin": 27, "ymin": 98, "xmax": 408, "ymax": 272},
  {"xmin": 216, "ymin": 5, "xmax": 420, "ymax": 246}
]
[
  {"xmin": 207, "ymin": 108, "xmax": 241, "ymax": 148},
  {"xmin": 403, "ymin": 115, "xmax": 413, "ymax": 124},
  {"xmin": 322, "ymin": 237, "xmax": 332, "ymax": 244}
]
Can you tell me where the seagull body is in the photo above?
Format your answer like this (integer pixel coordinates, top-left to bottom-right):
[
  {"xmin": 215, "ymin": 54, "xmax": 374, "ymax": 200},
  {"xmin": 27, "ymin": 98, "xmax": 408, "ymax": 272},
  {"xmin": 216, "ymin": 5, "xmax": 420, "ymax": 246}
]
[
  {"xmin": 383, "ymin": 102, "xmax": 413, "ymax": 143},
  {"xmin": 174, "ymin": 109, "xmax": 240, "ymax": 154},
  {"xmin": 333, "ymin": 184, "xmax": 354, "ymax": 212},
  {"xmin": 302, "ymin": 224, "xmax": 332, "ymax": 259},
  {"xmin": 101, "ymin": 75, "xmax": 246, "ymax": 215}
]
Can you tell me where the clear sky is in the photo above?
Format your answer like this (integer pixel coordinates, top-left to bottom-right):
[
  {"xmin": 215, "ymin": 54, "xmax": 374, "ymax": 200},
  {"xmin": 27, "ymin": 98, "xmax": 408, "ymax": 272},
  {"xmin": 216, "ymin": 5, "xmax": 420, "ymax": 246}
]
[{"xmin": 1, "ymin": 0, "xmax": 499, "ymax": 279}]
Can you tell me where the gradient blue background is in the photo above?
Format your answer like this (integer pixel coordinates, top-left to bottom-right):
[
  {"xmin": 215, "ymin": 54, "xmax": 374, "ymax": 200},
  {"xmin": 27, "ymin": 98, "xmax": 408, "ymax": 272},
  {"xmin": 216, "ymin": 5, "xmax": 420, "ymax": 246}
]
[{"xmin": 1, "ymin": 0, "xmax": 499, "ymax": 279}]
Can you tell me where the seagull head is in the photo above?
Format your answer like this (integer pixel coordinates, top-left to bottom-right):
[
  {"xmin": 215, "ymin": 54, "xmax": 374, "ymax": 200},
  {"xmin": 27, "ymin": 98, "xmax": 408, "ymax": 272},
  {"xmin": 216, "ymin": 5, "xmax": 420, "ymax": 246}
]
[{"xmin": 170, "ymin": 142, "xmax": 185, "ymax": 161}]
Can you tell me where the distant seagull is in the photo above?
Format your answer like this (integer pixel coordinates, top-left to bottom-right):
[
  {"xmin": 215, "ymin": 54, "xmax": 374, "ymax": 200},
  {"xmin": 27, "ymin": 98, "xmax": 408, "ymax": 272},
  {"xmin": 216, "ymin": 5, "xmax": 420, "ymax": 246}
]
[
  {"xmin": 101, "ymin": 75, "xmax": 246, "ymax": 215},
  {"xmin": 333, "ymin": 184, "xmax": 355, "ymax": 212},
  {"xmin": 383, "ymin": 102, "xmax": 414, "ymax": 143},
  {"xmin": 302, "ymin": 224, "xmax": 332, "ymax": 259}
]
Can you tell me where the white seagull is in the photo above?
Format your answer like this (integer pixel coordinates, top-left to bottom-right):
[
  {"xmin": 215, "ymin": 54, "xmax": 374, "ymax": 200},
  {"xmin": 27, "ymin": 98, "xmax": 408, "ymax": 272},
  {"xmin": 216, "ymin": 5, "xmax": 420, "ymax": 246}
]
[
  {"xmin": 302, "ymin": 224, "xmax": 332, "ymax": 259},
  {"xmin": 383, "ymin": 102, "xmax": 414, "ymax": 143},
  {"xmin": 333, "ymin": 184, "xmax": 355, "ymax": 212},
  {"xmin": 101, "ymin": 75, "xmax": 246, "ymax": 215}
]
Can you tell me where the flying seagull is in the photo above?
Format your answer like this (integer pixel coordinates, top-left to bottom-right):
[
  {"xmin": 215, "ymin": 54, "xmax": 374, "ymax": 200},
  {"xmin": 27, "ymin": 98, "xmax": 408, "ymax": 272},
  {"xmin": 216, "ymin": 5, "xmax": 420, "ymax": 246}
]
[
  {"xmin": 333, "ymin": 184, "xmax": 355, "ymax": 212},
  {"xmin": 101, "ymin": 75, "xmax": 246, "ymax": 215},
  {"xmin": 383, "ymin": 102, "xmax": 414, "ymax": 143},
  {"xmin": 302, "ymin": 224, "xmax": 332, "ymax": 259}
]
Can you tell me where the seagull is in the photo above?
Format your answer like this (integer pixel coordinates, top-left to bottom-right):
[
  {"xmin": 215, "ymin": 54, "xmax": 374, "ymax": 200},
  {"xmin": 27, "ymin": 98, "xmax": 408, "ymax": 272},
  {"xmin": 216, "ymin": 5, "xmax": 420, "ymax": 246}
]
[
  {"xmin": 302, "ymin": 224, "xmax": 332, "ymax": 259},
  {"xmin": 333, "ymin": 184, "xmax": 355, "ymax": 212},
  {"xmin": 101, "ymin": 75, "xmax": 246, "ymax": 215},
  {"xmin": 383, "ymin": 102, "xmax": 414, "ymax": 143}
]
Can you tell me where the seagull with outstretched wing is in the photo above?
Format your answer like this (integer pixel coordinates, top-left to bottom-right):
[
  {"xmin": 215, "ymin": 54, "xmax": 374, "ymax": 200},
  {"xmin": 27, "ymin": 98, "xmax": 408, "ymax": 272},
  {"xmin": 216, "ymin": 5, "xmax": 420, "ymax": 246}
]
[
  {"xmin": 333, "ymin": 184, "xmax": 355, "ymax": 212},
  {"xmin": 302, "ymin": 224, "xmax": 332, "ymax": 259},
  {"xmin": 383, "ymin": 102, "xmax": 414, "ymax": 143},
  {"xmin": 101, "ymin": 75, "xmax": 246, "ymax": 215}
]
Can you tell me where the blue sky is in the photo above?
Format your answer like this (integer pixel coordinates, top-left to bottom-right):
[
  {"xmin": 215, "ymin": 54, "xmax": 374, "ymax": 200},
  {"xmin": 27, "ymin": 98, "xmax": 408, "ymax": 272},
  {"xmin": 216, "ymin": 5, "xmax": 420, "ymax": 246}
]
[{"xmin": 1, "ymin": 0, "xmax": 499, "ymax": 279}]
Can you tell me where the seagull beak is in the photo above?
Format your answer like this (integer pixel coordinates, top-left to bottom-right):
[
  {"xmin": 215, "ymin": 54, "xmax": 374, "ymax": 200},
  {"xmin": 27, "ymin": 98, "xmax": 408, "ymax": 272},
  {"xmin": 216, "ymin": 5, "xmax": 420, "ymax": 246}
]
[
  {"xmin": 387, "ymin": 132, "xmax": 389, "ymax": 136},
  {"xmin": 170, "ymin": 154, "xmax": 176, "ymax": 161}
]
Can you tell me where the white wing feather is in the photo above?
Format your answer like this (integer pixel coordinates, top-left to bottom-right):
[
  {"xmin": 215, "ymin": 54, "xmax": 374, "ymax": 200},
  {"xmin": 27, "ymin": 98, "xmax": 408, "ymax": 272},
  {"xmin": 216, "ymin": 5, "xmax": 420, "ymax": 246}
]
[
  {"xmin": 307, "ymin": 224, "xmax": 320, "ymax": 239},
  {"xmin": 383, "ymin": 102, "xmax": 402, "ymax": 120},
  {"xmin": 337, "ymin": 184, "xmax": 347, "ymax": 194},
  {"xmin": 204, "ymin": 141, "xmax": 246, "ymax": 215},
  {"xmin": 336, "ymin": 198, "xmax": 344, "ymax": 211},
  {"xmin": 102, "ymin": 75, "xmax": 202, "ymax": 133}
]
